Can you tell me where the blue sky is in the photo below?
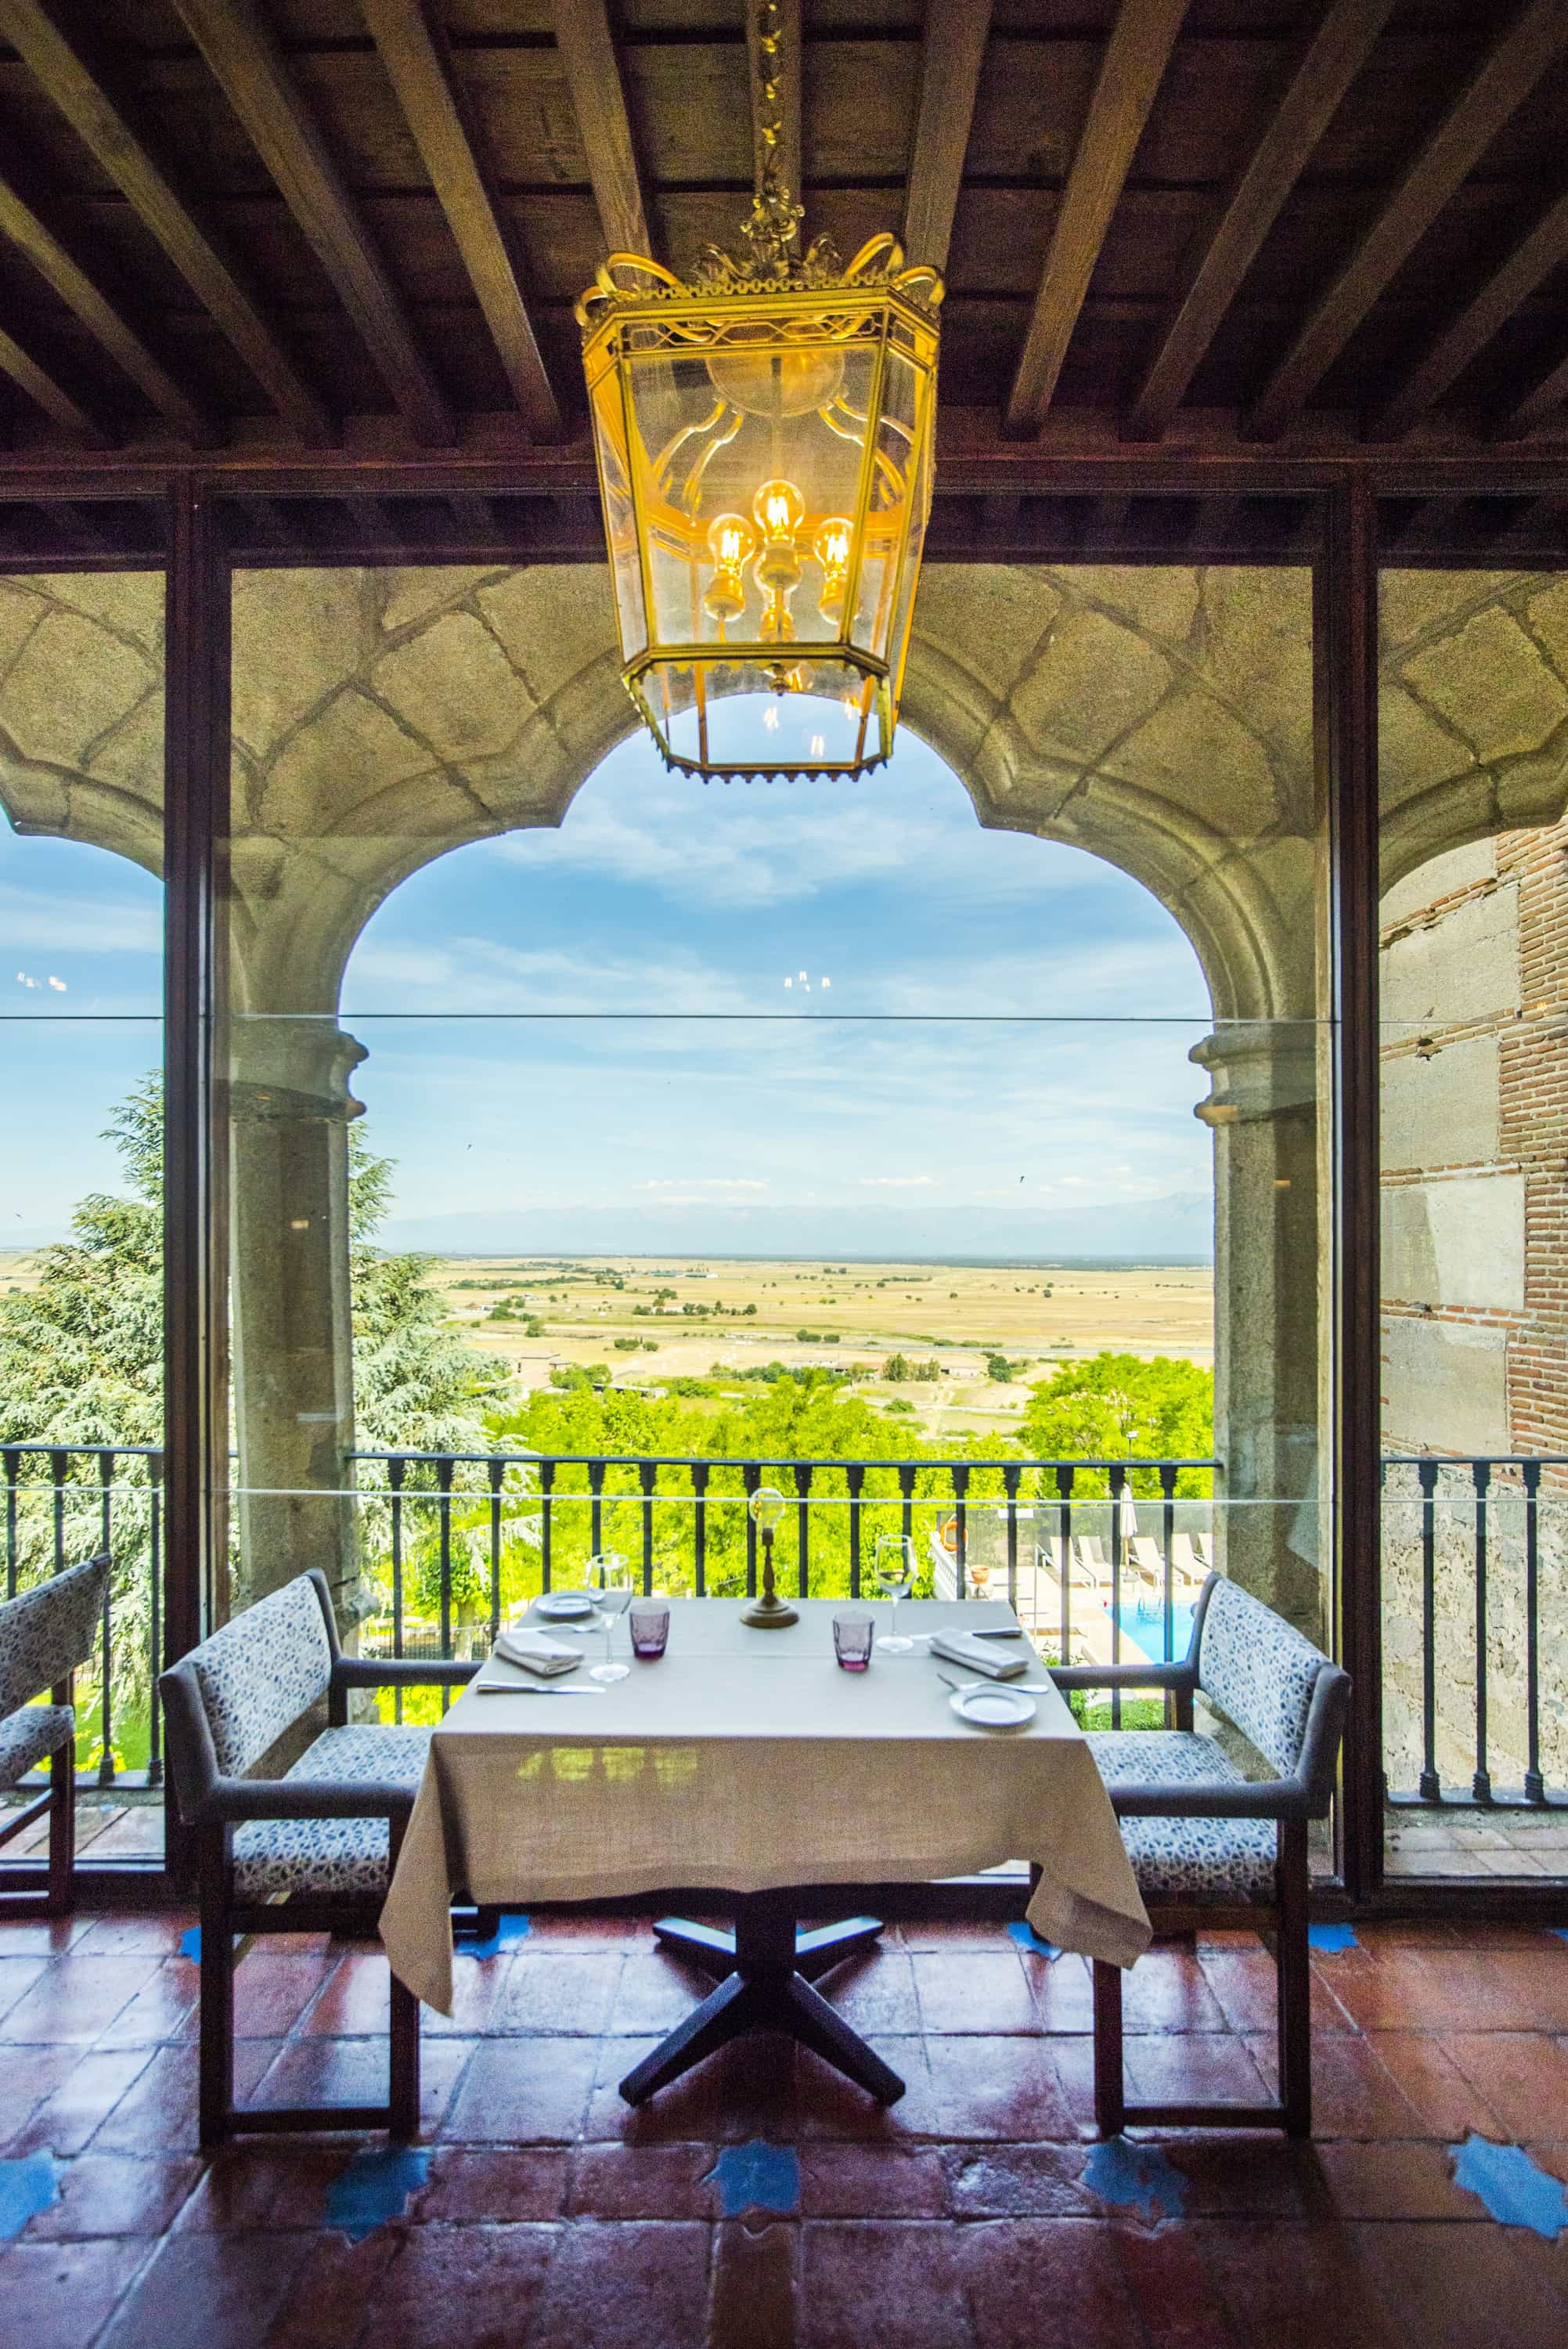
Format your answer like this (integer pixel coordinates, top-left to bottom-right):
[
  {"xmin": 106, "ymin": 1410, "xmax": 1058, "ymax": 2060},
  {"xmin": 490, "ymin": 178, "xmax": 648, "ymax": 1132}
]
[{"xmin": 2, "ymin": 713, "xmax": 1217, "ymax": 1257}]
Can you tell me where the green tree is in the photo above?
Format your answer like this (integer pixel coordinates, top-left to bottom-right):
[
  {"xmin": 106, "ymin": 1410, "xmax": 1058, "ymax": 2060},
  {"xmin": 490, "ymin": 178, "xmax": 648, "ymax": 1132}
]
[{"xmin": 1018, "ymin": 1353, "xmax": 1213, "ymax": 1496}]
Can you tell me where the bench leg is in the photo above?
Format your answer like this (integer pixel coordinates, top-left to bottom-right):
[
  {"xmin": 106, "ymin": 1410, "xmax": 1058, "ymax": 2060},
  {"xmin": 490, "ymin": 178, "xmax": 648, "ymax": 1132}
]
[
  {"xmin": 198, "ymin": 1824, "xmax": 234, "ymax": 2149},
  {"xmin": 46, "ymin": 1730, "xmax": 75, "ymax": 1918},
  {"xmin": 1276, "ymin": 1819, "xmax": 1311, "ymax": 2138},
  {"xmin": 388, "ymin": 1968, "xmax": 421, "ymax": 2139},
  {"xmin": 1092, "ymin": 1960, "xmax": 1126, "ymax": 2137}
]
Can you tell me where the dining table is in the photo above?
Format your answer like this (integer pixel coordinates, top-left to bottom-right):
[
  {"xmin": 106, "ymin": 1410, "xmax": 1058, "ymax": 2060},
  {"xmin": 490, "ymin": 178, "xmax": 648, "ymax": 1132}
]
[{"xmin": 378, "ymin": 1596, "xmax": 1151, "ymax": 2107}]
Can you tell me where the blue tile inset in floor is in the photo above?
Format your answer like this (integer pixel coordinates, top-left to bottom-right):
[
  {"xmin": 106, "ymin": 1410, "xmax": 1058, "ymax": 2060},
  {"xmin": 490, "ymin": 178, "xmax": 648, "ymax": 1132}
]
[
  {"xmin": 1451, "ymin": 2134, "xmax": 1568, "ymax": 2241},
  {"xmin": 705, "ymin": 2140, "xmax": 800, "ymax": 2219}
]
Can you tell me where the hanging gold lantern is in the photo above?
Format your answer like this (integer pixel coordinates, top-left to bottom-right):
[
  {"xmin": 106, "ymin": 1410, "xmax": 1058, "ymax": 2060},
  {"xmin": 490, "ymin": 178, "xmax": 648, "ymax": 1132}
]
[{"xmin": 575, "ymin": 0, "xmax": 943, "ymax": 781}]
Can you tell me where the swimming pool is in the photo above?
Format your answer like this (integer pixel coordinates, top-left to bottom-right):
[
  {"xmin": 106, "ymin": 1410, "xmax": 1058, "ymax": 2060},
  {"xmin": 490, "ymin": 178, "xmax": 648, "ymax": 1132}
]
[{"xmin": 1110, "ymin": 1601, "xmax": 1195, "ymax": 1664}]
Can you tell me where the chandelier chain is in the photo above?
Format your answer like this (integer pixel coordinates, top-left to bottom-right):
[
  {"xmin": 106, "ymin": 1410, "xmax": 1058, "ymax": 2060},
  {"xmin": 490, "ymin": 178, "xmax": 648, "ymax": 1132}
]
[{"xmin": 743, "ymin": 0, "xmax": 806, "ymax": 280}]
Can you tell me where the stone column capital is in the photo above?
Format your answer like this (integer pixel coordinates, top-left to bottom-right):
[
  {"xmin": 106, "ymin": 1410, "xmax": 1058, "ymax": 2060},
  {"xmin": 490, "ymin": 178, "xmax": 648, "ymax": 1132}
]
[
  {"xmin": 1191, "ymin": 1020, "xmax": 1319, "ymax": 1125},
  {"xmin": 228, "ymin": 1019, "xmax": 369, "ymax": 1124}
]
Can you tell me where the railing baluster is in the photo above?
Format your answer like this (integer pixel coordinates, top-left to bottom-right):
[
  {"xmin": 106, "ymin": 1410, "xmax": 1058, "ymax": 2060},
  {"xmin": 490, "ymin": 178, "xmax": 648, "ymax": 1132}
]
[
  {"xmin": 539, "ymin": 1458, "xmax": 555, "ymax": 1595},
  {"xmin": 5, "ymin": 1446, "xmax": 16, "ymax": 1599},
  {"xmin": 50, "ymin": 1445, "xmax": 67, "ymax": 1575},
  {"xmin": 1003, "ymin": 1463, "xmax": 1021, "ymax": 1615},
  {"xmin": 1472, "ymin": 1460, "xmax": 1492, "ymax": 1804},
  {"xmin": 1159, "ymin": 1462, "xmax": 1177, "ymax": 1669},
  {"xmin": 847, "ymin": 1462, "xmax": 864, "ymax": 1598},
  {"xmin": 898, "ymin": 1463, "xmax": 915, "ymax": 1551},
  {"xmin": 589, "ymin": 1458, "xmax": 606, "ymax": 1561},
  {"xmin": 794, "ymin": 1462, "xmax": 812, "ymax": 1597},
  {"xmin": 96, "ymin": 1448, "xmax": 114, "ymax": 1787},
  {"xmin": 1109, "ymin": 1463, "xmax": 1125, "ymax": 1730},
  {"xmin": 1057, "ymin": 1465, "xmax": 1073, "ymax": 1666},
  {"xmin": 952, "ymin": 1464, "xmax": 969, "ymax": 1600},
  {"xmin": 1418, "ymin": 1458, "xmax": 1440, "ymax": 1802},
  {"xmin": 147, "ymin": 1454, "xmax": 163, "ymax": 1785},
  {"xmin": 692, "ymin": 1461, "xmax": 708, "ymax": 1597},
  {"xmin": 744, "ymin": 1463, "xmax": 760, "ymax": 1597},
  {"xmin": 488, "ymin": 1456, "xmax": 505, "ymax": 1647},
  {"xmin": 389, "ymin": 1456, "xmax": 406, "ymax": 1723},
  {"xmin": 437, "ymin": 1454, "xmax": 455, "ymax": 1709},
  {"xmin": 640, "ymin": 1459, "xmax": 657, "ymax": 1596},
  {"xmin": 1523, "ymin": 1460, "xmax": 1544, "ymax": 1804}
]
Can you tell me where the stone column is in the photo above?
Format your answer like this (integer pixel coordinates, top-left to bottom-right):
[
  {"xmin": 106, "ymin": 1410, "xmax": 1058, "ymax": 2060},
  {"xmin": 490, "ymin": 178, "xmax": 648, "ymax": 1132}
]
[
  {"xmin": 1192, "ymin": 1022, "xmax": 1328, "ymax": 1641},
  {"xmin": 227, "ymin": 1018, "xmax": 369, "ymax": 1633}
]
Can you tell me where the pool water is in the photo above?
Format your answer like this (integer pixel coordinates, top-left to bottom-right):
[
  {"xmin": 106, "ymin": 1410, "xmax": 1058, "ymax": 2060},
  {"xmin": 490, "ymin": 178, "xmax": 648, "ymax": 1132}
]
[{"xmin": 1111, "ymin": 1601, "xmax": 1195, "ymax": 1664}]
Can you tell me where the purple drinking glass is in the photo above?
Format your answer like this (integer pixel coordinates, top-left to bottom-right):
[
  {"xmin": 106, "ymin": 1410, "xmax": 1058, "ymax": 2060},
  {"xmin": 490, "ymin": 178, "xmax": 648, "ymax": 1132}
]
[
  {"xmin": 629, "ymin": 1597, "xmax": 671, "ymax": 1658},
  {"xmin": 833, "ymin": 1609, "xmax": 874, "ymax": 1672}
]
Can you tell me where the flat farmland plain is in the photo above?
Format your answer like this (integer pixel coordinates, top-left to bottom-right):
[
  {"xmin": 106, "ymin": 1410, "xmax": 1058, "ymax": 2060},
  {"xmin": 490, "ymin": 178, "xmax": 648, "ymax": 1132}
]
[{"xmin": 436, "ymin": 1255, "xmax": 1213, "ymax": 1438}]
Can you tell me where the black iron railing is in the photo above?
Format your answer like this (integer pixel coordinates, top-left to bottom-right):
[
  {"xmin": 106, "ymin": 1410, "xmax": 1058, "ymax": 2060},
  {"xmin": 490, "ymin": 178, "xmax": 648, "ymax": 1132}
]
[
  {"xmin": 345, "ymin": 1449, "xmax": 1220, "ymax": 1727},
  {"xmin": 1, "ymin": 1440, "xmax": 164, "ymax": 1788},
  {"xmin": 1382, "ymin": 1452, "xmax": 1568, "ymax": 1808}
]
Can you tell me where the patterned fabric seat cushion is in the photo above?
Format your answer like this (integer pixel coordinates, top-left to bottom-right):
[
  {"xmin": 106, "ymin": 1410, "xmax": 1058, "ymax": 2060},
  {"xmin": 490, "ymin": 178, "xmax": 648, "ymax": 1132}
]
[
  {"xmin": 0, "ymin": 1702, "xmax": 74, "ymax": 1788},
  {"xmin": 1197, "ymin": 1577, "xmax": 1327, "ymax": 1777},
  {"xmin": 1087, "ymin": 1728, "xmax": 1276, "ymax": 1905},
  {"xmin": 190, "ymin": 1575, "xmax": 333, "ymax": 1779},
  {"xmin": 232, "ymin": 1724, "xmax": 433, "ymax": 1900}
]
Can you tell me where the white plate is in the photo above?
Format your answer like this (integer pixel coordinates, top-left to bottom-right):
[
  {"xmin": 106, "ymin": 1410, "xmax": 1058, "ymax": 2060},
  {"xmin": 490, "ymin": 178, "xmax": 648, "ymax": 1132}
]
[
  {"xmin": 535, "ymin": 1589, "xmax": 597, "ymax": 1620},
  {"xmin": 949, "ymin": 1683, "xmax": 1037, "ymax": 1730}
]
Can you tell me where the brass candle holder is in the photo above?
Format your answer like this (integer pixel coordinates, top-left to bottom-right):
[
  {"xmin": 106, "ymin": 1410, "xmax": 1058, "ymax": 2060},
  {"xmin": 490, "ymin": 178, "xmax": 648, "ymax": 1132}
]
[{"xmin": 741, "ymin": 1483, "xmax": 798, "ymax": 1628}]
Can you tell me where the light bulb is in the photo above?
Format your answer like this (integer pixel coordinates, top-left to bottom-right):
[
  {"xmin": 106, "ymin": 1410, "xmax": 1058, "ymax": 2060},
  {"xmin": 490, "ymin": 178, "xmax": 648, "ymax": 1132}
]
[
  {"xmin": 754, "ymin": 479, "xmax": 804, "ymax": 541},
  {"xmin": 702, "ymin": 511, "xmax": 755, "ymax": 629},
  {"xmin": 813, "ymin": 514, "xmax": 854, "ymax": 622}
]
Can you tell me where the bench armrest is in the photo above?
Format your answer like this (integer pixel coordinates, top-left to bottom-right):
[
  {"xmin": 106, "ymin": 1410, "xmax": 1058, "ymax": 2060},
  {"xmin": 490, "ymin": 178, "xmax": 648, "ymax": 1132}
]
[
  {"xmin": 332, "ymin": 1658, "xmax": 477, "ymax": 1690},
  {"xmin": 202, "ymin": 1775, "xmax": 419, "ymax": 1824},
  {"xmin": 1051, "ymin": 1662, "xmax": 1199, "ymax": 1692},
  {"xmin": 1106, "ymin": 1777, "xmax": 1321, "ymax": 1822}
]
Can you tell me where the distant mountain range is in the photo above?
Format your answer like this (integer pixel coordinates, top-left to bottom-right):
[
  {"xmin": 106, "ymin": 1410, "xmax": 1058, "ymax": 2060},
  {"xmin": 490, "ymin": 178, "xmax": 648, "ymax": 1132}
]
[{"xmin": 380, "ymin": 1193, "xmax": 1212, "ymax": 1262}]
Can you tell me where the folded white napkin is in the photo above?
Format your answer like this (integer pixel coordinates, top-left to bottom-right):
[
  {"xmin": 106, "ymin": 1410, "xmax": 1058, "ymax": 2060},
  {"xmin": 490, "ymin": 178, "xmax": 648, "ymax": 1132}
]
[
  {"xmin": 494, "ymin": 1627, "xmax": 582, "ymax": 1677},
  {"xmin": 928, "ymin": 1631, "xmax": 1029, "ymax": 1681}
]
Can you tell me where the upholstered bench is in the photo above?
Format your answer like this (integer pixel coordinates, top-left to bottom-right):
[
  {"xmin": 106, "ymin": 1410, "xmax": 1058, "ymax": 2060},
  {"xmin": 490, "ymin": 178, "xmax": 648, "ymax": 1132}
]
[
  {"xmin": 1053, "ymin": 1572, "xmax": 1350, "ymax": 2137},
  {"xmin": 160, "ymin": 1566, "xmax": 474, "ymax": 2145},
  {"xmin": 0, "ymin": 1552, "xmax": 111, "ymax": 1916}
]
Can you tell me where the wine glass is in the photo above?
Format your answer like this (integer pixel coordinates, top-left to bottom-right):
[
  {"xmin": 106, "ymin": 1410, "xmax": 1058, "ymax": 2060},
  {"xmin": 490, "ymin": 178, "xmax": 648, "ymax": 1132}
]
[
  {"xmin": 874, "ymin": 1534, "xmax": 917, "ymax": 1652},
  {"xmin": 588, "ymin": 1552, "xmax": 633, "ymax": 1683}
]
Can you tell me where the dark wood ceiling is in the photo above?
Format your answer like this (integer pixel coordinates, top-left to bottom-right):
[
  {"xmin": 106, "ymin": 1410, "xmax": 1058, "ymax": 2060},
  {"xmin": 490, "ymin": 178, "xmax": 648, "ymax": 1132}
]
[{"xmin": 2, "ymin": 2, "xmax": 1568, "ymax": 534}]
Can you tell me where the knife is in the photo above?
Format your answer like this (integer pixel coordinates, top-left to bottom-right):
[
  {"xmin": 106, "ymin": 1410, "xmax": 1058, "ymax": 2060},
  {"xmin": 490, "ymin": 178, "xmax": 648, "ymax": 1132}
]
[{"xmin": 474, "ymin": 1679, "xmax": 607, "ymax": 1696}]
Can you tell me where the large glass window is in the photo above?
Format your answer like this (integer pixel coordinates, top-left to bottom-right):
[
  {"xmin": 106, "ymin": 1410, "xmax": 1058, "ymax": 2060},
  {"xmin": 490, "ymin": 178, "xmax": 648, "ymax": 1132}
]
[
  {"xmin": 0, "ymin": 565, "xmax": 165, "ymax": 1872},
  {"xmin": 1379, "ymin": 544, "xmax": 1568, "ymax": 1879}
]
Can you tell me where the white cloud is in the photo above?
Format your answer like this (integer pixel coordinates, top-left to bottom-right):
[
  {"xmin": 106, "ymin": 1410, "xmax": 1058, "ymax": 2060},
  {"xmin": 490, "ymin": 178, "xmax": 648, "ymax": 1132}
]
[
  {"xmin": 860, "ymin": 1174, "xmax": 937, "ymax": 1188},
  {"xmin": 638, "ymin": 1178, "xmax": 767, "ymax": 1193},
  {"xmin": 0, "ymin": 884, "xmax": 160, "ymax": 958},
  {"xmin": 490, "ymin": 730, "xmax": 1106, "ymax": 913}
]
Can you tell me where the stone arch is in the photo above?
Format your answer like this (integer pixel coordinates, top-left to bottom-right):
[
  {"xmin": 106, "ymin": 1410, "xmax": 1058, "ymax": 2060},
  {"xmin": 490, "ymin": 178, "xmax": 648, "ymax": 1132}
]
[{"xmin": 1379, "ymin": 568, "xmax": 1568, "ymax": 892}]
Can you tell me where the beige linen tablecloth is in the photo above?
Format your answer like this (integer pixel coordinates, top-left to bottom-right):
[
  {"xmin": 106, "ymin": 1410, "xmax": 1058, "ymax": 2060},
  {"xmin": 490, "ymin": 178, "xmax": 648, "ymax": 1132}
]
[{"xmin": 380, "ymin": 1598, "xmax": 1150, "ymax": 2014}]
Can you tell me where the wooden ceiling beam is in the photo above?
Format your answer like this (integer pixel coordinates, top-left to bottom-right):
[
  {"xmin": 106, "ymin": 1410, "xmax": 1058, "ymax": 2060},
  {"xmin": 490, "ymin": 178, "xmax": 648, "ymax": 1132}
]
[
  {"xmin": 1004, "ymin": 0, "xmax": 1189, "ymax": 438},
  {"xmin": 1380, "ymin": 185, "xmax": 1568, "ymax": 438},
  {"xmin": 1125, "ymin": 0, "xmax": 1395, "ymax": 443},
  {"xmin": 0, "ymin": 168, "xmax": 207, "ymax": 442},
  {"xmin": 0, "ymin": 322, "xmax": 104, "ymax": 444},
  {"xmin": 1507, "ymin": 347, "xmax": 1568, "ymax": 437},
  {"xmin": 553, "ymin": 0, "xmax": 652, "ymax": 260},
  {"xmin": 0, "ymin": 0, "xmax": 330, "ymax": 445},
  {"xmin": 748, "ymin": 0, "xmax": 801, "ymax": 212},
  {"xmin": 172, "ymin": 0, "xmax": 453, "ymax": 446},
  {"xmin": 1247, "ymin": 0, "xmax": 1568, "ymax": 442},
  {"xmin": 360, "ymin": 0, "xmax": 561, "ymax": 442},
  {"xmin": 902, "ymin": 0, "xmax": 990, "ymax": 275}
]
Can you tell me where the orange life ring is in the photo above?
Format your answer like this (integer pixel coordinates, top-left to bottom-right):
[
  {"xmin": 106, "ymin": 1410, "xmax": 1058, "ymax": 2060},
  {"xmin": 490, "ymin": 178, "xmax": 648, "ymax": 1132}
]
[{"xmin": 938, "ymin": 1514, "xmax": 959, "ymax": 1554}]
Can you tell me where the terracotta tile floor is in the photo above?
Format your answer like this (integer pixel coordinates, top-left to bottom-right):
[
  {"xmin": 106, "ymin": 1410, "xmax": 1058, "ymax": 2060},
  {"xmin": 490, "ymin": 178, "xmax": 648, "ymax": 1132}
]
[{"xmin": 1, "ymin": 1912, "xmax": 1567, "ymax": 2346}]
